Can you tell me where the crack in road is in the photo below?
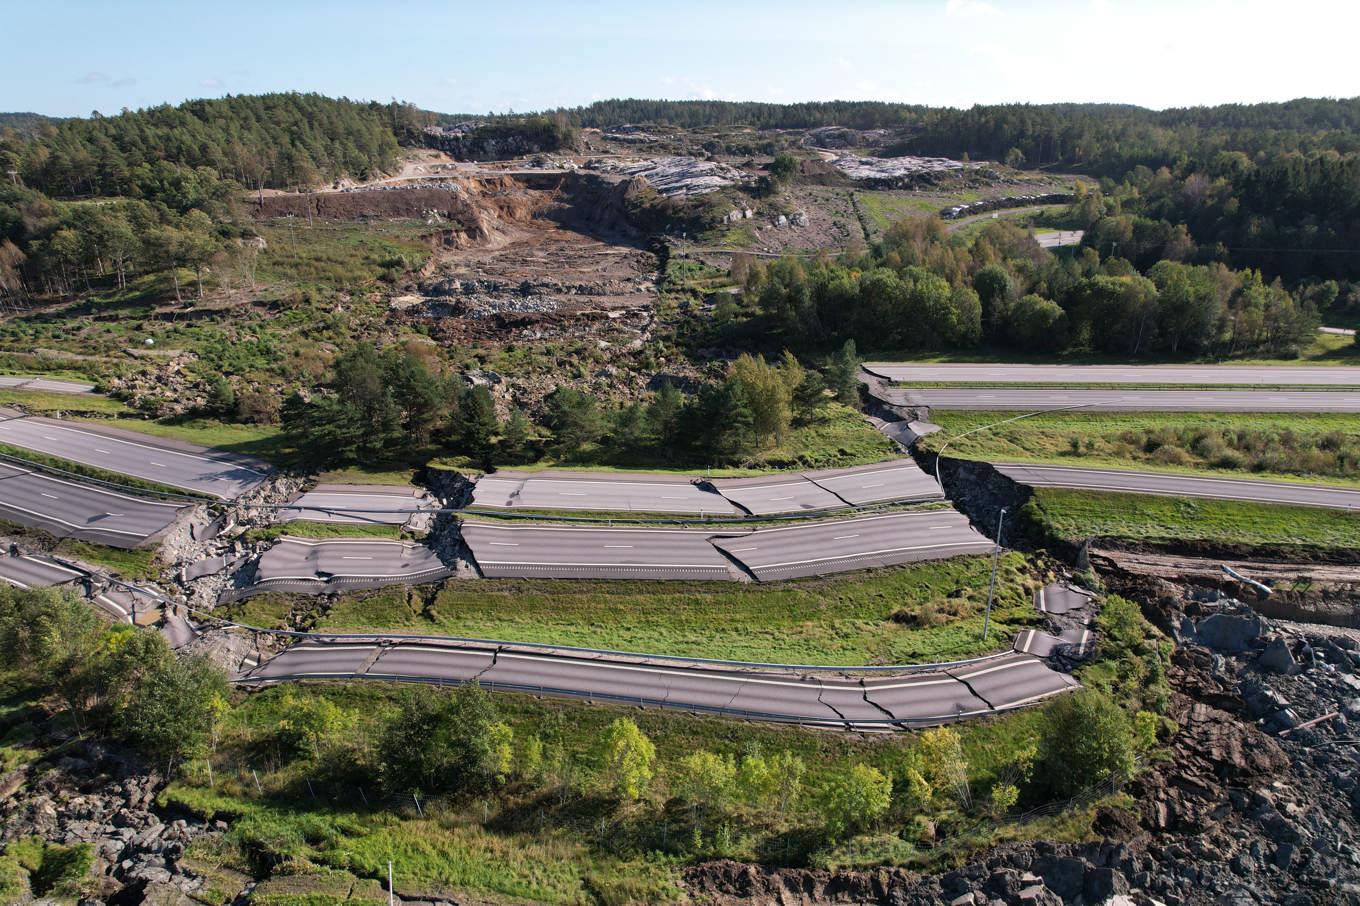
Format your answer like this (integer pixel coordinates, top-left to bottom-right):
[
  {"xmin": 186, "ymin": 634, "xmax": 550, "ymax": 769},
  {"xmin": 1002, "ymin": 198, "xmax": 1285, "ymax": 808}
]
[
  {"xmin": 946, "ymin": 667, "xmax": 996, "ymax": 711},
  {"xmin": 816, "ymin": 679, "xmax": 852, "ymax": 727},
  {"xmin": 859, "ymin": 677, "xmax": 900, "ymax": 722}
]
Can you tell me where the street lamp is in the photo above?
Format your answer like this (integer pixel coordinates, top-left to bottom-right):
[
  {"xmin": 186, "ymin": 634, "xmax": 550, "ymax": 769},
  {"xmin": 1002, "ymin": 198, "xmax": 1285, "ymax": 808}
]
[{"xmin": 982, "ymin": 506, "xmax": 1008, "ymax": 642}]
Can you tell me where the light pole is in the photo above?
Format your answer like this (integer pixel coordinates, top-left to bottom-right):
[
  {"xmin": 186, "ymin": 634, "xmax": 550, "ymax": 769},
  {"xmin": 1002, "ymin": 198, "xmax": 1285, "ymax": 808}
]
[{"xmin": 982, "ymin": 506, "xmax": 1007, "ymax": 642}]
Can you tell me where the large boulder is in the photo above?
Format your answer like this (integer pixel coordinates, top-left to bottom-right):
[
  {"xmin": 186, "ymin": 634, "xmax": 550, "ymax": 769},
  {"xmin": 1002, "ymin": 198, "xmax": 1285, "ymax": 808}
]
[{"xmin": 1193, "ymin": 612, "xmax": 1266, "ymax": 653}]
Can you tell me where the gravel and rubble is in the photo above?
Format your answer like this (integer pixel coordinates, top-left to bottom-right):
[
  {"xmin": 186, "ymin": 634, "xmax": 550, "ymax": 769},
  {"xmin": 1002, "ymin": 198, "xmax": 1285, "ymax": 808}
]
[{"xmin": 586, "ymin": 156, "xmax": 752, "ymax": 197}]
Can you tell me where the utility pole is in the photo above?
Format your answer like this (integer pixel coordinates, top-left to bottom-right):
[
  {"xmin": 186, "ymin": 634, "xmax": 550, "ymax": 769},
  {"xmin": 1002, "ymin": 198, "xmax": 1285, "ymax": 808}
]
[
  {"xmin": 982, "ymin": 507, "xmax": 1007, "ymax": 642},
  {"xmin": 388, "ymin": 861, "xmax": 394, "ymax": 906}
]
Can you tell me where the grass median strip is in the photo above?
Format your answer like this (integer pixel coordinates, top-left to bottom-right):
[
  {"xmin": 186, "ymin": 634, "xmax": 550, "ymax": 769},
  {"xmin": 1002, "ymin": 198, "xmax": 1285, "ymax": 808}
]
[{"xmin": 309, "ymin": 554, "xmax": 1044, "ymax": 666}]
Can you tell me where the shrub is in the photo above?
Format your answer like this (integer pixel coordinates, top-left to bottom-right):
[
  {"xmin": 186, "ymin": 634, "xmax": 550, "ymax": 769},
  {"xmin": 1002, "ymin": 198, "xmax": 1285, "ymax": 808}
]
[{"xmin": 1035, "ymin": 690, "xmax": 1135, "ymax": 798}]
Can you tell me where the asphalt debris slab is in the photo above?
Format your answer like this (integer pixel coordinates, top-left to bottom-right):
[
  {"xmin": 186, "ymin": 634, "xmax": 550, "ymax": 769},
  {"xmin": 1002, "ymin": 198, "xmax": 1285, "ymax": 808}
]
[
  {"xmin": 802, "ymin": 459, "xmax": 944, "ymax": 506},
  {"xmin": 238, "ymin": 536, "xmax": 454, "ymax": 597},
  {"xmin": 712, "ymin": 510, "xmax": 994, "ymax": 581},
  {"xmin": 461, "ymin": 522, "xmax": 740, "ymax": 580},
  {"xmin": 279, "ymin": 483, "xmax": 437, "ymax": 525},
  {"xmin": 708, "ymin": 473, "xmax": 846, "ymax": 515},
  {"xmin": 470, "ymin": 469, "xmax": 740, "ymax": 516},
  {"xmin": 0, "ymin": 415, "xmax": 270, "ymax": 499},
  {"xmin": 0, "ymin": 461, "xmax": 190, "ymax": 548},
  {"xmin": 1036, "ymin": 583, "xmax": 1095, "ymax": 615}
]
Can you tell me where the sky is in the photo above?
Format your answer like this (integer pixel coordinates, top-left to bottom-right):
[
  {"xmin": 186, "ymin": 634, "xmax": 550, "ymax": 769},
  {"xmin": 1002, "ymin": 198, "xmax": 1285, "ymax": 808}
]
[{"xmin": 6, "ymin": 0, "xmax": 1359, "ymax": 118}]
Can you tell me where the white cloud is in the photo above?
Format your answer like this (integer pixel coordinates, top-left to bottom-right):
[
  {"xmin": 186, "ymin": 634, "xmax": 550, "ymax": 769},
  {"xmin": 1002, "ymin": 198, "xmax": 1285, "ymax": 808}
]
[{"xmin": 945, "ymin": 0, "xmax": 1000, "ymax": 18}]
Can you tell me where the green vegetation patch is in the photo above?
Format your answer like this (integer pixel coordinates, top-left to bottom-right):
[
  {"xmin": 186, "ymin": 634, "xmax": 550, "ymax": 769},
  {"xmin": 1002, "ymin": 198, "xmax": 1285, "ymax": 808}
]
[
  {"xmin": 322, "ymin": 554, "xmax": 1043, "ymax": 665},
  {"xmin": 1024, "ymin": 487, "xmax": 1360, "ymax": 553},
  {"xmin": 925, "ymin": 410, "xmax": 1360, "ymax": 487},
  {"xmin": 0, "ymin": 389, "xmax": 129, "ymax": 416},
  {"xmin": 255, "ymin": 220, "xmax": 433, "ymax": 290}
]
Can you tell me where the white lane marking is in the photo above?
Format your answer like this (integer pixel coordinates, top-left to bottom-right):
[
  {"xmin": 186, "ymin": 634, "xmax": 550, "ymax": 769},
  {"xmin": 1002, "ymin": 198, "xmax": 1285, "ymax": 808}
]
[
  {"xmin": 603, "ymin": 545, "xmax": 634, "ymax": 548},
  {"xmin": 0, "ymin": 575, "xmax": 31, "ymax": 589},
  {"xmin": 341, "ymin": 556, "xmax": 374, "ymax": 560},
  {"xmin": 861, "ymin": 483, "xmax": 884, "ymax": 489},
  {"xmin": 832, "ymin": 534, "xmax": 859, "ymax": 540},
  {"xmin": 728, "ymin": 546, "xmax": 758, "ymax": 552},
  {"xmin": 742, "ymin": 539, "xmax": 992, "ymax": 570},
  {"xmin": 488, "ymin": 542, "xmax": 519, "ymax": 547},
  {"xmin": 149, "ymin": 461, "xmax": 167, "ymax": 468},
  {"xmin": 770, "ymin": 496, "xmax": 795, "ymax": 501},
  {"xmin": 952, "ymin": 657, "xmax": 1044, "ymax": 681},
  {"xmin": 95, "ymin": 448, "xmax": 112, "ymax": 454},
  {"xmin": 40, "ymin": 492, "xmax": 59, "ymax": 499},
  {"xmin": 558, "ymin": 492, "xmax": 588, "ymax": 496},
  {"xmin": 42, "ymin": 435, "xmax": 58, "ymax": 440}
]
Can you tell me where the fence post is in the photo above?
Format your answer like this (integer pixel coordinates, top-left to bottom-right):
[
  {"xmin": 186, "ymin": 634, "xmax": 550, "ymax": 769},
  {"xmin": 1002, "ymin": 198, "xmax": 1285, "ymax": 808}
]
[{"xmin": 252, "ymin": 769, "xmax": 263, "ymax": 794}]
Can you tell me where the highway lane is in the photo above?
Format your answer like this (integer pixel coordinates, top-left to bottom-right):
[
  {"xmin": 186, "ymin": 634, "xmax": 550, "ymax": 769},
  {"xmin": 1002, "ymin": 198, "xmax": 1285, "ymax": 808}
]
[
  {"xmin": 0, "ymin": 461, "xmax": 191, "ymax": 548},
  {"xmin": 0, "ymin": 552, "xmax": 85, "ymax": 589},
  {"xmin": 877, "ymin": 387, "xmax": 1360, "ymax": 412},
  {"xmin": 245, "ymin": 639, "xmax": 1075, "ymax": 728},
  {"xmin": 994, "ymin": 463, "xmax": 1360, "ymax": 510},
  {"xmin": 864, "ymin": 363, "xmax": 1360, "ymax": 386},
  {"xmin": 0, "ymin": 376, "xmax": 96, "ymax": 394},
  {"xmin": 246, "ymin": 537, "xmax": 454, "ymax": 594},
  {"xmin": 712, "ymin": 510, "xmax": 993, "ymax": 581},
  {"xmin": 804, "ymin": 460, "xmax": 944, "ymax": 506},
  {"xmin": 1036, "ymin": 584, "xmax": 1094, "ymax": 616},
  {"xmin": 279, "ymin": 484, "xmax": 437, "ymax": 525},
  {"xmin": 0, "ymin": 416, "xmax": 270, "ymax": 498},
  {"xmin": 470, "ymin": 470, "xmax": 741, "ymax": 516},
  {"xmin": 709, "ymin": 473, "xmax": 846, "ymax": 515},
  {"xmin": 461, "ymin": 522, "xmax": 739, "ymax": 580}
]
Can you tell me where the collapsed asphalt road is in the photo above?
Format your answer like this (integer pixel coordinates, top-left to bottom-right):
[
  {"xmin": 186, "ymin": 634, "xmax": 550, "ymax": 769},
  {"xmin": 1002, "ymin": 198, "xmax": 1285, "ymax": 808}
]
[
  {"xmin": 223, "ymin": 536, "xmax": 456, "ymax": 599},
  {"xmin": 0, "ymin": 460, "xmax": 191, "ymax": 548},
  {"xmin": 0, "ymin": 415, "xmax": 270, "ymax": 499},
  {"xmin": 241, "ymin": 638, "xmax": 1077, "ymax": 729},
  {"xmin": 993, "ymin": 462, "xmax": 1360, "ymax": 510},
  {"xmin": 458, "ymin": 509, "xmax": 992, "ymax": 583}
]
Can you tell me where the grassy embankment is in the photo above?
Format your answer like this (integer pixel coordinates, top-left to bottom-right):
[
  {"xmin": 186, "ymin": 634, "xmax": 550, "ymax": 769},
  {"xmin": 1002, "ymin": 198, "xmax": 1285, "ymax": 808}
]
[
  {"xmin": 1022, "ymin": 487, "xmax": 1360, "ymax": 555},
  {"xmin": 920, "ymin": 410, "xmax": 1360, "ymax": 488},
  {"xmin": 227, "ymin": 554, "xmax": 1044, "ymax": 666}
]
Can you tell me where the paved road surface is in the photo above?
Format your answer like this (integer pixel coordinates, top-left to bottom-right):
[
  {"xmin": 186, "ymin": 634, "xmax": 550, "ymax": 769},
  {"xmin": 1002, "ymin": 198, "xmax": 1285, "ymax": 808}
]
[
  {"xmin": 279, "ymin": 484, "xmax": 437, "ymax": 524},
  {"xmin": 244, "ymin": 537, "xmax": 454, "ymax": 595},
  {"xmin": 994, "ymin": 462, "xmax": 1360, "ymax": 510},
  {"xmin": 0, "ymin": 552, "xmax": 85, "ymax": 589},
  {"xmin": 0, "ymin": 461, "xmax": 191, "ymax": 548},
  {"xmin": 1036, "ymin": 584, "xmax": 1094, "ymax": 615},
  {"xmin": 865, "ymin": 363, "xmax": 1360, "ymax": 386},
  {"xmin": 471, "ymin": 470, "xmax": 740, "ymax": 516},
  {"xmin": 245, "ymin": 638, "xmax": 1076, "ymax": 728},
  {"xmin": 0, "ymin": 376, "xmax": 96, "ymax": 394},
  {"xmin": 1033, "ymin": 230, "xmax": 1085, "ymax": 249},
  {"xmin": 462, "ymin": 522, "xmax": 738, "ymax": 580},
  {"xmin": 803, "ymin": 461, "xmax": 944, "ymax": 506},
  {"xmin": 711, "ymin": 510, "xmax": 993, "ymax": 581},
  {"xmin": 1014, "ymin": 627, "xmax": 1091, "ymax": 658},
  {"xmin": 0, "ymin": 416, "xmax": 270, "ymax": 498},
  {"xmin": 878, "ymin": 387, "xmax": 1360, "ymax": 412},
  {"xmin": 710, "ymin": 473, "xmax": 847, "ymax": 515}
]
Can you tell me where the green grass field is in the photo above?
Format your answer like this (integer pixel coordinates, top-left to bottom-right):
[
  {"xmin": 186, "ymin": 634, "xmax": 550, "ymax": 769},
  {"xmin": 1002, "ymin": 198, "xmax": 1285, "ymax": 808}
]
[
  {"xmin": 1023, "ymin": 487, "xmax": 1360, "ymax": 553},
  {"xmin": 315, "ymin": 554, "xmax": 1042, "ymax": 666},
  {"xmin": 923, "ymin": 410, "xmax": 1360, "ymax": 488}
]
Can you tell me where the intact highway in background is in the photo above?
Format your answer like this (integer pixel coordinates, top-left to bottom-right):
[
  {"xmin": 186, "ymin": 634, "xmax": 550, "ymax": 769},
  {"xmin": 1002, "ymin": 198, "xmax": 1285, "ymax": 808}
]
[
  {"xmin": 279, "ymin": 484, "xmax": 437, "ymax": 524},
  {"xmin": 877, "ymin": 387, "xmax": 1360, "ymax": 412},
  {"xmin": 0, "ymin": 376, "xmax": 97, "ymax": 394},
  {"xmin": 993, "ymin": 463, "xmax": 1360, "ymax": 510},
  {"xmin": 864, "ymin": 363, "xmax": 1360, "ymax": 386}
]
